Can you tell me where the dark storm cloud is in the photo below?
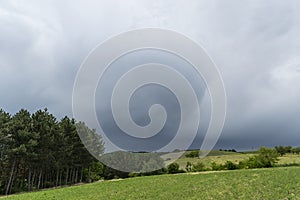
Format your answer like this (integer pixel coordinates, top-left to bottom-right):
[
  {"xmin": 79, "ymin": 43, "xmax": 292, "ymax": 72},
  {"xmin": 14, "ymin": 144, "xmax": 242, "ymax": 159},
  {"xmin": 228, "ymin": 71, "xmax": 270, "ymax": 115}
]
[{"xmin": 0, "ymin": 0, "xmax": 300, "ymax": 150}]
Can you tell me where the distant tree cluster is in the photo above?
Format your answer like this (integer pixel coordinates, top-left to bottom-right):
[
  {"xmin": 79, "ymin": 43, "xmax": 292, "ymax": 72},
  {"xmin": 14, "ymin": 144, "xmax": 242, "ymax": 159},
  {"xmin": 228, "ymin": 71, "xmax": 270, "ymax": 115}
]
[
  {"xmin": 292, "ymin": 147, "xmax": 300, "ymax": 155},
  {"xmin": 185, "ymin": 150, "xmax": 200, "ymax": 158},
  {"xmin": 219, "ymin": 149, "xmax": 237, "ymax": 152},
  {"xmin": 0, "ymin": 109, "xmax": 104, "ymax": 195},
  {"xmin": 275, "ymin": 146, "xmax": 300, "ymax": 156}
]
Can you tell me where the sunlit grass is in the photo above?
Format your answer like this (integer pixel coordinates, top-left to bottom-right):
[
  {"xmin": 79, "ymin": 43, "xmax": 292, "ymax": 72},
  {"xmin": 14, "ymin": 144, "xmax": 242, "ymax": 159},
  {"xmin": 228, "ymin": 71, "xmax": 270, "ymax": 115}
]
[
  {"xmin": 173, "ymin": 151, "xmax": 300, "ymax": 169},
  {"xmin": 3, "ymin": 167, "xmax": 300, "ymax": 200}
]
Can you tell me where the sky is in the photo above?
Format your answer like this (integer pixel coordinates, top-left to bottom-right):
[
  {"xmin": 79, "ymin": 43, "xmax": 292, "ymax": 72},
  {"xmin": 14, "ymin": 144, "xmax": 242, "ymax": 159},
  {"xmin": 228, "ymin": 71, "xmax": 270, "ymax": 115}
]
[{"xmin": 1, "ymin": 0, "xmax": 300, "ymax": 151}]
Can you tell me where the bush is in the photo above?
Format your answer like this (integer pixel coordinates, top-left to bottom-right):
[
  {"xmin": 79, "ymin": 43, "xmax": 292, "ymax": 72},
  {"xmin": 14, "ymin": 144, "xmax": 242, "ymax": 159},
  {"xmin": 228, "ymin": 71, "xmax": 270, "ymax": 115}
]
[
  {"xmin": 275, "ymin": 146, "xmax": 292, "ymax": 156},
  {"xmin": 211, "ymin": 161, "xmax": 238, "ymax": 171},
  {"xmin": 128, "ymin": 172, "xmax": 140, "ymax": 178},
  {"xmin": 90, "ymin": 162, "xmax": 104, "ymax": 181},
  {"xmin": 192, "ymin": 162, "xmax": 206, "ymax": 172},
  {"xmin": 83, "ymin": 161, "xmax": 104, "ymax": 182},
  {"xmin": 275, "ymin": 163, "xmax": 300, "ymax": 167},
  {"xmin": 141, "ymin": 168, "xmax": 167, "ymax": 176},
  {"xmin": 238, "ymin": 160, "xmax": 248, "ymax": 169},
  {"xmin": 223, "ymin": 161, "xmax": 238, "ymax": 170},
  {"xmin": 292, "ymin": 147, "xmax": 300, "ymax": 155},
  {"xmin": 245, "ymin": 147, "xmax": 279, "ymax": 168},
  {"xmin": 167, "ymin": 163, "xmax": 184, "ymax": 174},
  {"xmin": 185, "ymin": 161, "xmax": 192, "ymax": 172},
  {"xmin": 185, "ymin": 150, "xmax": 200, "ymax": 158},
  {"xmin": 102, "ymin": 165, "xmax": 129, "ymax": 180},
  {"xmin": 211, "ymin": 162, "xmax": 222, "ymax": 171}
]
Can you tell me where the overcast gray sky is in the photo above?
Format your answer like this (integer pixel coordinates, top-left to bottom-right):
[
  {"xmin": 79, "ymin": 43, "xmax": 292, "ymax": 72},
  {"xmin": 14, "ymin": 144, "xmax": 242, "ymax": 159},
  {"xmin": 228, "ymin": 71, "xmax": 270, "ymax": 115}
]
[{"xmin": 1, "ymin": 0, "xmax": 300, "ymax": 151}]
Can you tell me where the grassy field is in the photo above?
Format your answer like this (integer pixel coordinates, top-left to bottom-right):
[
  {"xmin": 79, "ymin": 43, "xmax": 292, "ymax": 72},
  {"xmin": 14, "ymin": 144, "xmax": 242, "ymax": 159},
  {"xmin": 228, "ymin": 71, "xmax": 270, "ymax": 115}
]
[
  {"xmin": 2, "ymin": 166, "xmax": 300, "ymax": 200},
  {"xmin": 164, "ymin": 151, "xmax": 300, "ymax": 169}
]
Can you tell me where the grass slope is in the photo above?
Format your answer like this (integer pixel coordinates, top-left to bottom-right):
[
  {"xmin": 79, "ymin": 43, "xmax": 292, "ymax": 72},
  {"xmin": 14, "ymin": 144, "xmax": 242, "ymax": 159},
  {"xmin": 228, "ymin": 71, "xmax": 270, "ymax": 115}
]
[
  {"xmin": 3, "ymin": 167, "xmax": 300, "ymax": 200},
  {"xmin": 172, "ymin": 151, "xmax": 300, "ymax": 169}
]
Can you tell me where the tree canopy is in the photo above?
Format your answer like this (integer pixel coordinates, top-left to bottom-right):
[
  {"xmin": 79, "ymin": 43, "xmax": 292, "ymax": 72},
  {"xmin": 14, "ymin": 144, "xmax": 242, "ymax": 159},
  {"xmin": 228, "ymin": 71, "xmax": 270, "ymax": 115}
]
[{"xmin": 0, "ymin": 108, "xmax": 104, "ymax": 195}]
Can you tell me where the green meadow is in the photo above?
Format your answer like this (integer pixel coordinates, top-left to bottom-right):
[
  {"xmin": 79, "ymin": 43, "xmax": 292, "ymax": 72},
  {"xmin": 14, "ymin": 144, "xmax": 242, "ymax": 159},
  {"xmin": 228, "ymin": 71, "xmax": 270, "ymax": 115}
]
[
  {"xmin": 172, "ymin": 151, "xmax": 300, "ymax": 169},
  {"xmin": 2, "ymin": 166, "xmax": 300, "ymax": 200}
]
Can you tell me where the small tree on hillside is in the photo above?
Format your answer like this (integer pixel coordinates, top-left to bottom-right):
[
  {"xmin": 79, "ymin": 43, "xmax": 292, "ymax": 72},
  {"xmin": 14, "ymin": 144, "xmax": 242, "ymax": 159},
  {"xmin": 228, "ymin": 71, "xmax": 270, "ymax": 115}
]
[
  {"xmin": 247, "ymin": 147, "xmax": 279, "ymax": 168},
  {"xmin": 275, "ymin": 146, "xmax": 292, "ymax": 156},
  {"xmin": 275, "ymin": 146, "xmax": 286, "ymax": 156},
  {"xmin": 167, "ymin": 163, "xmax": 181, "ymax": 174}
]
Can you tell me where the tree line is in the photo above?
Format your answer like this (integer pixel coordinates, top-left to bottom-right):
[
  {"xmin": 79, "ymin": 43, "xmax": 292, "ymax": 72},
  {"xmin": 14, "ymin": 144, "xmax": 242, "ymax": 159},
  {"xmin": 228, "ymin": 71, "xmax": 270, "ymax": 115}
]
[
  {"xmin": 275, "ymin": 145, "xmax": 300, "ymax": 156},
  {"xmin": 0, "ymin": 108, "xmax": 104, "ymax": 195}
]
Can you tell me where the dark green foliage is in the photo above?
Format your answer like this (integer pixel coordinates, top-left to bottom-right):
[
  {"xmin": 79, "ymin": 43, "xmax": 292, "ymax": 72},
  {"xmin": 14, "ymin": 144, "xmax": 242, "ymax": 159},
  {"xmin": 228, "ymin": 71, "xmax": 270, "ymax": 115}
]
[
  {"xmin": 191, "ymin": 162, "xmax": 206, "ymax": 172},
  {"xmin": 219, "ymin": 149, "xmax": 237, "ymax": 152},
  {"xmin": 275, "ymin": 146, "xmax": 292, "ymax": 156},
  {"xmin": 223, "ymin": 161, "xmax": 238, "ymax": 170},
  {"xmin": 211, "ymin": 162, "xmax": 222, "ymax": 171},
  {"xmin": 275, "ymin": 146, "xmax": 300, "ymax": 155},
  {"xmin": 167, "ymin": 163, "xmax": 183, "ymax": 174},
  {"xmin": 275, "ymin": 163, "xmax": 300, "ymax": 167},
  {"xmin": 0, "ymin": 109, "xmax": 11, "ymax": 193},
  {"xmin": 141, "ymin": 168, "xmax": 167, "ymax": 176},
  {"xmin": 210, "ymin": 161, "xmax": 238, "ymax": 171},
  {"xmin": 102, "ymin": 165, "xmax": 130, "ymax": 179},
  {"xmin": 0, "ymin": 108, "xmax": 105, "ymax": 195},
  {"xmin": 185, "ymin": 150, "xmax": 199, "ymax": 158},
  {"xmin": 83, "ymin": 161, "xmax": 104, "ymax": 182},
  {"xmin": 292, "ymin": 147, "xmax": 300, "ymax": 154},
  {"xmin": 243, "ymin": 147, "xmax": 279, "ymax": 169},
  {"xmin": 185, "ymin": 161, "xmax": 192, "ymax": 172},
  {"xmin": 238, "ymin": 160, "xmax": 248, "ymax": 169}
]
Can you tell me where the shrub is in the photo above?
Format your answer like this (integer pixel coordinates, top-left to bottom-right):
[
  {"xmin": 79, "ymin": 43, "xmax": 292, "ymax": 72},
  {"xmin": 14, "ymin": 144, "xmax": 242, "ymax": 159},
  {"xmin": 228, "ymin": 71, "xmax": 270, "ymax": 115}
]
[
  {"xmin": 275, "ymin": 163, "xmax": 300, "ymax": 167},
  {"xmin": 192, "ymin": 162, "xmax": 206, "ymax": 172},
  {"xmin": 211, "ymin": 162, "xmax": 222, "ymax": 171},
  {"xmin": 185, "ymin": 161, "xmax": 192, "ymax": 172},
  {"xmin": 142, "ymin": 168, "xmax": 167, "ymax": 176},
  {"xmin": 223, "ymin": 161, "xmax": 238, "ymax": 170},
  {"xmin": 245, "ymin": 147, "xmax": 279, "ymax": 168},
  {"xmin": 275, "ymin": 146, "xmax": 292, "ymax": 156},
  {"xmin": 292, "ymin": 147, "xmax": 300, "ymax": 155},
  {"xmin": 83, "ymin": 161, "xmax": 104, "ymax": 182},
  {"xmin": 128, "ymin": 172, "xmax": 140, "ymax": 178},
  {"xmin": 185, "ymin": 150, "xmax": 200, "ymax": 158},
  {"xmin": 167, "ymin": 163, "xmax": 184, "ymax": 174},
  {"xmin": 238, "ymin": 160, "xmax": 248, "ymax": 169}
]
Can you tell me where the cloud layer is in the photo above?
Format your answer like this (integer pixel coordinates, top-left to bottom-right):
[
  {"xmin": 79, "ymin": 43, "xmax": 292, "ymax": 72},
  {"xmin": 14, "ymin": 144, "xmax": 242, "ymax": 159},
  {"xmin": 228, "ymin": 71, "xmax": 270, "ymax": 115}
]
[{"xmin": 1, "ymin": 0, "xmax": 300, "ymax": 150}]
